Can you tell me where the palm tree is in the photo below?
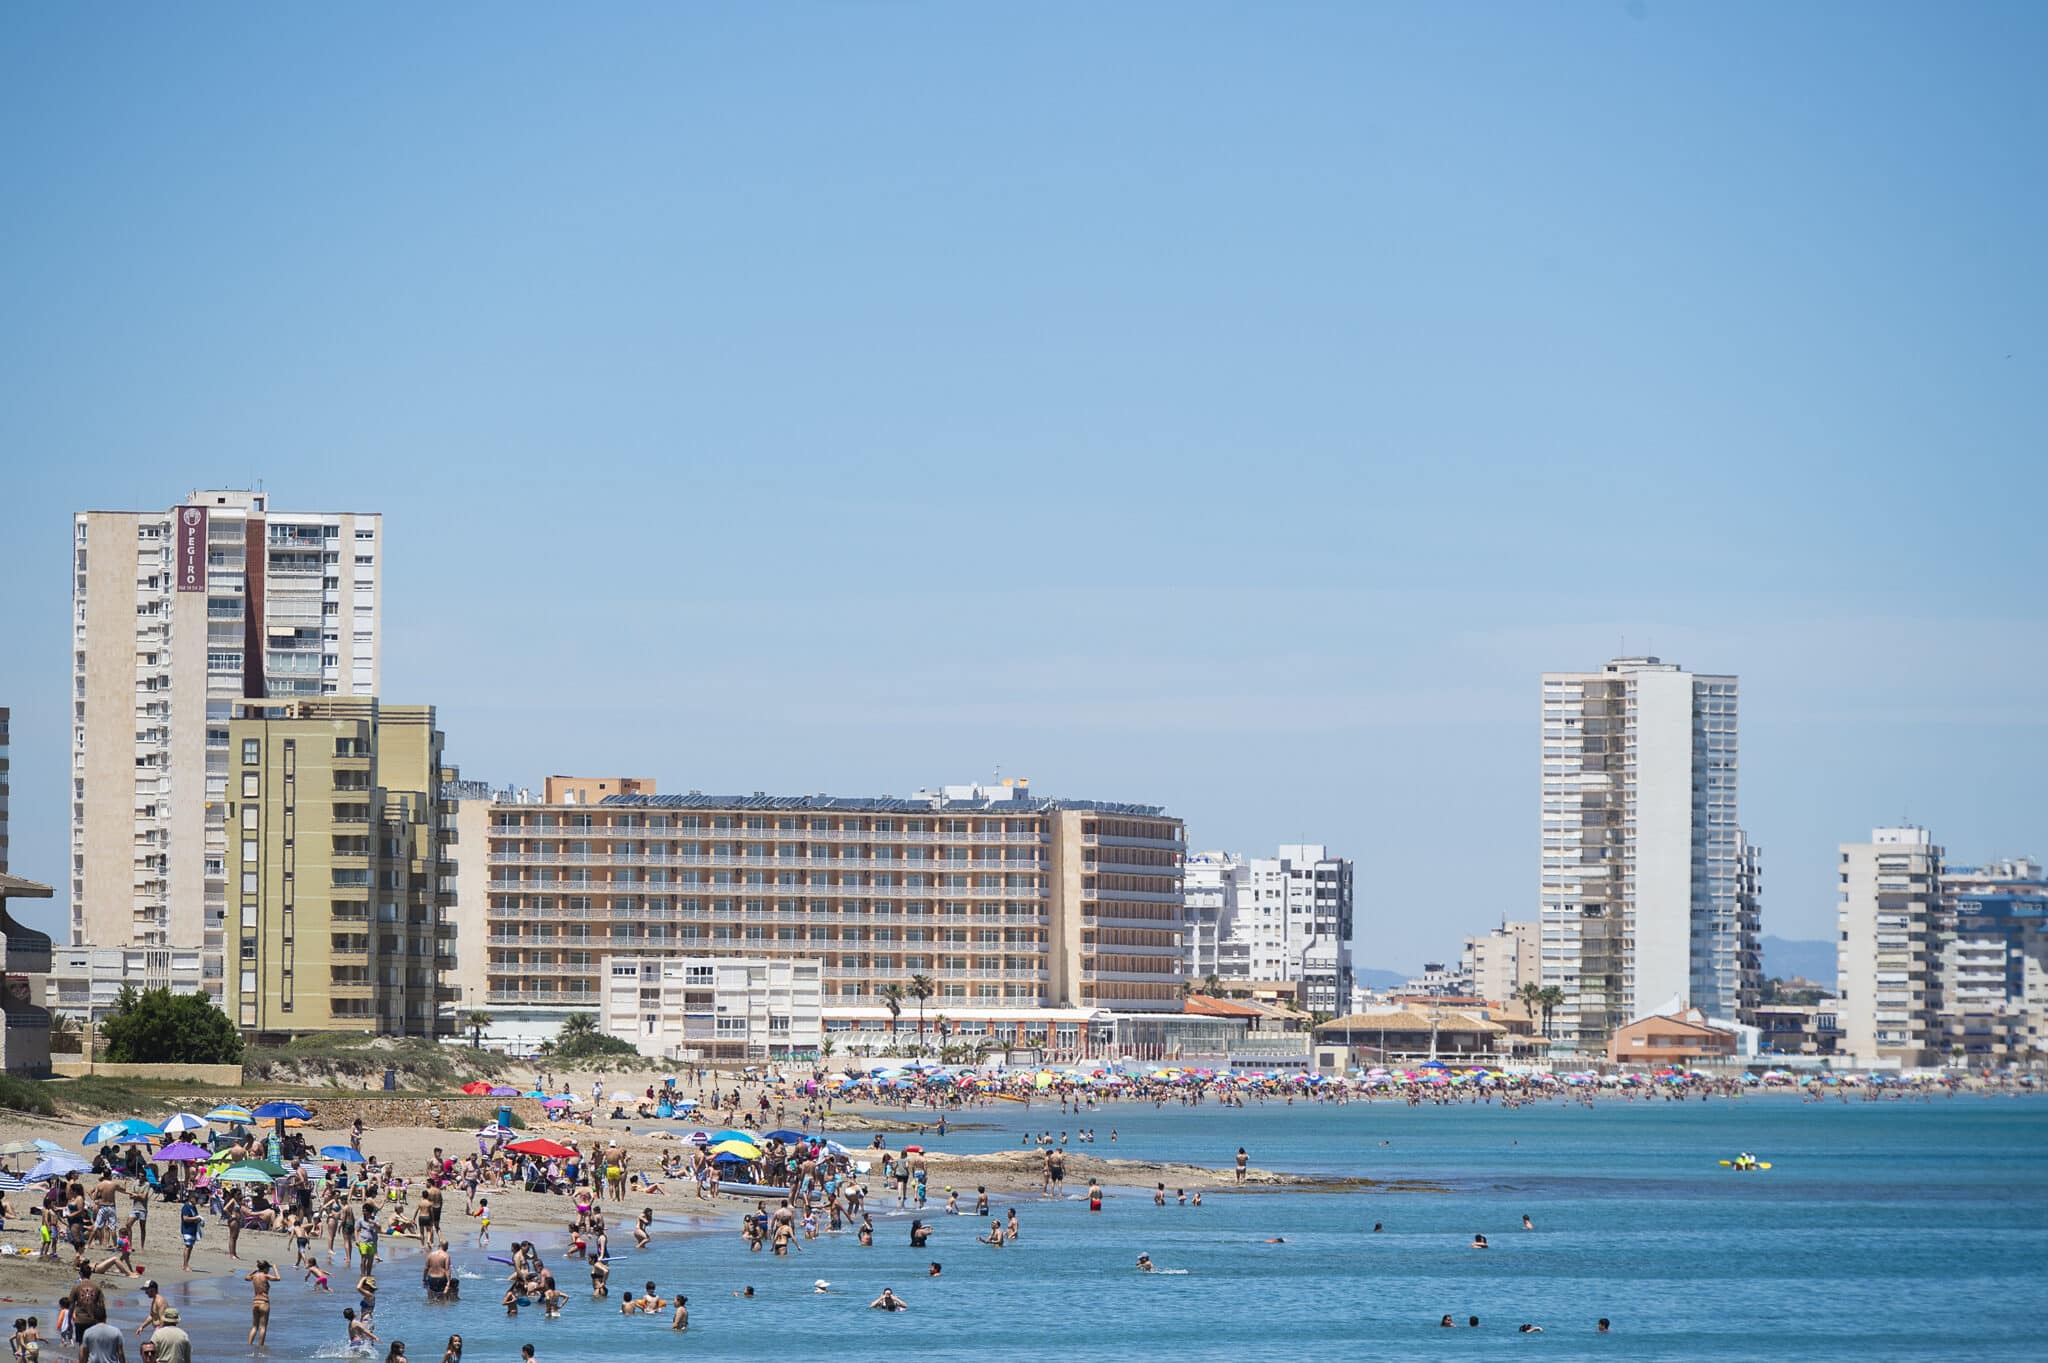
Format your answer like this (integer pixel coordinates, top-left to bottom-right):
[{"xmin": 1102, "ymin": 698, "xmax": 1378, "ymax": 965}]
[
  {"xmin": 1536, "ymin": 986, "xmax": 1564, "ymax": 1040},
  {"xmin": 881, "ymin": 984, "xmax": 904, "ymax": 1037},
  {"xmin": 909, "ymin": 975, "xmax": 936, "ymax": 1050},
  {"xmin": 466, "ymin": 1010, "xmax": 492, "ymax": 1051},
  {"xmin": 560, "ymin": 1012, "xmax": 599, "ymax": 1042},
  {"xmin": 1203, "ymin": 972, "xmax": 1220, "ymax": 996}
]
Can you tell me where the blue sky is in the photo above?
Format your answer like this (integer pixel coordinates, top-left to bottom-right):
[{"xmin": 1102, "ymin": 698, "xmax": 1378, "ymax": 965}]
[{"xmin": 2, "ymin": 4, "xmax": 2042, "ymax": 971}]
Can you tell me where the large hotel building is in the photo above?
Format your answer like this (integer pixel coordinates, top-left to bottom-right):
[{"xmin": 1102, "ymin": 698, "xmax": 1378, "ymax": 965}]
[
  {"xmin": 67, "ymin": 490, "xmax": 381, "ymax": 1012},
  {"xmin": 473, "ymin": 778, "xmax": 1185, "ymax": 1050}
]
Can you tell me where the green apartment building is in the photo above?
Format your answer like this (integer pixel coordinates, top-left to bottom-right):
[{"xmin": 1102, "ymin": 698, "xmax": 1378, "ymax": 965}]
[{"xmin": 226, "ymin": 699, "xmax": 456, "ymax": 1039}]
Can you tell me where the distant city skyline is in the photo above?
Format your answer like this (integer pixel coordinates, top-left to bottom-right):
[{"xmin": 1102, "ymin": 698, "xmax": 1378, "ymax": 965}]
[{"xmin": 2, "ymin": 5, "xmax": 2043, "ymax": 971}]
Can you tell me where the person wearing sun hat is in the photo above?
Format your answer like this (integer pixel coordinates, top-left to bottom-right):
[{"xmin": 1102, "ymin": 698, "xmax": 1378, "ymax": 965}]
[{"xmin": 147, "ymin": 1310, "xmax": 189, "ymax": 1363}]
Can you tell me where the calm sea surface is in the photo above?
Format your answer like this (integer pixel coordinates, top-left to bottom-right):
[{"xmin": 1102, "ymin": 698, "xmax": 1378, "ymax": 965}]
[{"xmin": 156, "ymin": 1094, "xmax": 2048, "ymax": 1363}]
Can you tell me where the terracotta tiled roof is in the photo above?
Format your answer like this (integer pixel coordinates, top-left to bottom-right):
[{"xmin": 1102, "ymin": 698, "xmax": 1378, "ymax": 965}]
[
  {"xmin": 1183, "ymin": 994, "xmax": 1265, "ymax": 1018},
  {"xmin": 1316, "ymin": 1010, "xmax": 1506, "ymax": 1034}
]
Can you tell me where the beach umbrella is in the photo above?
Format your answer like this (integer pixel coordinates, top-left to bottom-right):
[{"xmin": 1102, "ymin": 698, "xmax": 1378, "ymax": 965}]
[
  {"xmin": 710, "ymin": 1129, "xmax": 758, "ymax": 1145},
  {"xmin": 84, "ymin": 1119, "xmax": 160, "ymax": 1145},
  {"xmin": 459, "ymin": 1081, "xmax": 493, "ymax": 1095},
  {"xmin": 506, "ymin": 1138, "xmax": 575, "ymax": 1159},
  {"xmin": 487, "ymin": 1086, "xmax": 519, "ymax": 1097},
  {"xmin": 671, "ymin": 1099, "xmax": 698, "ymax": 1111},
  {"xmin": 320, "ymin": 1146, "xmax": 368, "ymax": 1163},
  {"xmin": 26, "ymin": 1154, "xmax": 91, "ymax": 1181},
  {"xmin": 762, "ymin": 1129, "xmax": 806, "ymax": 1143},
  {"xmin": 205, "ymin": 1105, "xmax": 255, "ymax": 1124},
  {"xmin": 712, "ymin": 1151, "xmax": 751, "ymax": 1164},
  {"xmin": 0, "ymin": 1139, "xmax": 66, "ymax": 1157},
  {"xmin": 218, "ymin": 1166, "xmax": 274, "ymax": 1184},
  {"xmin": 161, "ymin": 1113, "xmax": 208, "ymax": 1135},
  {"xmin": 152, "ymin": 1142, "xmax": 210, "ymax": 1163},
  {"xmin": 251, "ymin": 1101, "xmax": 312, "ymax": 1121},
  {"xmin": 685, "ymin": 1131, "xmax": 711, "ymax": 1146},
  {"xmin": 476, "ymin": 1124, "xmax": 514, "ymax": 1141},
  {"xmin": 710, "ymin": 1140, "xmax": 762, "ymax": 1159},
  {"xmin": 521, "ymin": 1090, "xmax": 548, "ymax": 1099},
  {"xmin": 538, "ymin": 1097, "xmax": 570, "ymax": 1109},
  {"xmin": 822, "ymin": 1140, "xmax": 851, "ymax": 1157},
  {"xmin": 228, "ymin": 1158, "xmax": 290, "ymax": 1178}
]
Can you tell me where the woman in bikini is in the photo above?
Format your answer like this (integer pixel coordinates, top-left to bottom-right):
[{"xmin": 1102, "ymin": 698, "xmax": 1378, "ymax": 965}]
[{"xmin": 246, "ymin": 1260, "xmax": 281, "ymax": 1346}]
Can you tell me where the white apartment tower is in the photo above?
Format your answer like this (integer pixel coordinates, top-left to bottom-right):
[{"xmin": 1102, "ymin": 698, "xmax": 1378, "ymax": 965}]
[
  {"xmin": 70, "ymin": 491, "xmax": 381, "ymax": 993},
  {"xmin": 1193, "ymin": 844, "xmax": 1353, "ymax": 1013},
  {"xmin": 1182, "ymin": 850, "xmax": 1245, "ymax": 983},
  {"xmin": 1539, "ymin": 657, "xmax": 1749, "ymax": 1055},
  {"xmin": 1836, "ymin": 826, "xmax": 1944, "ymax": 1066}
]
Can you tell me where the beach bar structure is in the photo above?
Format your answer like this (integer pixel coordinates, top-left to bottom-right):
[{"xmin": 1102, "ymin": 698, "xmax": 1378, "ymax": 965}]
[{"xmin": 1311, "ymin": 1008, "xmax": 1510, "ymax": 1069}]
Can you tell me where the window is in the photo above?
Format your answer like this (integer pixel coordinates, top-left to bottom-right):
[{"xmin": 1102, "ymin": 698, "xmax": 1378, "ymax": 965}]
[{"xmin": 242, "ymin": 739, "xmax": 260, "ymax": 765}]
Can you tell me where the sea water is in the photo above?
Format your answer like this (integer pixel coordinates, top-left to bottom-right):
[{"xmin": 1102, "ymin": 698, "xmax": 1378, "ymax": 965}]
[{"xmin": 150, "ymin": 1095, "xmax": 2048, "ymax": 1362}]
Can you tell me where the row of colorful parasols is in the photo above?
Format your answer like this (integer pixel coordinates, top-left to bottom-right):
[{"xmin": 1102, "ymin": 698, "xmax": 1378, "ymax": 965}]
[{"xmin": 0, "ymin": 1102, "xmax": 350, "ymax": 1189}]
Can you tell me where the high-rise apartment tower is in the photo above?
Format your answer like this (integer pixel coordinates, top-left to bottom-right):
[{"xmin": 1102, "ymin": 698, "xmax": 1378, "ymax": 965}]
[
  {"xmin": 1539, "ymin": 657, "xmax": 1752, "ymax": 1054},
  {"xmin": 70, "ymin": 491, "xmax": 381, "ymax": 995}
]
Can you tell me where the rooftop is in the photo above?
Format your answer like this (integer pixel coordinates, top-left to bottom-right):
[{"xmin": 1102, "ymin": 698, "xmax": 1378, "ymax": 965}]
[
  {"xmin": 1317, "ymin": 1010, "xmax": 1506, "ymax": 1034},
  {"xmin": 599, "ymin": 790, "xmax": 1170, "ymax": 817}
]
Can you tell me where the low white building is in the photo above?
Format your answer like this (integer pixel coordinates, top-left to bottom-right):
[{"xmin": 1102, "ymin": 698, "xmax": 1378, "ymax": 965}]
[
  {"xmin": 599, "ymin": 955, "xmax": 822, "ymax": 1062},
  {"xmin": 45, "ymin": 946, "xmax": 207, "ymax": 1027}
]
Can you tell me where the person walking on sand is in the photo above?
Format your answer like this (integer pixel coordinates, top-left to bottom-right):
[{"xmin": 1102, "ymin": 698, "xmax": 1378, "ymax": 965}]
[{"xmin": 177, "ymin": 1201, "xmax": 201, "ymax": 1273}]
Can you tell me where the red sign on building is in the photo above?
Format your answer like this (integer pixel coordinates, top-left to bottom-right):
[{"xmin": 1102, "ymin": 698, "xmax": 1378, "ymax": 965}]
[{"xmin": 176, "ymin": 506, "xmax": 208, "ymax": 592}]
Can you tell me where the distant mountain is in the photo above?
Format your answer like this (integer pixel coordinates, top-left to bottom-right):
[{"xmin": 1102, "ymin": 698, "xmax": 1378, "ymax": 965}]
[
  {"xmin": 1762, "ymin": 936, "xmax": 1837, "ymax": 989},
  {"xmin": 1351, "ymin": 968, "xmax": 1410, "ymax": 992}
]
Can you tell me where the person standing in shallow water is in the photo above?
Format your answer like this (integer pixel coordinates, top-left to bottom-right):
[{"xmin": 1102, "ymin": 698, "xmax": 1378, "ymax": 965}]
[{"xmin": 1235, "ymin": 1148, "xmax": 1248, "ymax": 1185}]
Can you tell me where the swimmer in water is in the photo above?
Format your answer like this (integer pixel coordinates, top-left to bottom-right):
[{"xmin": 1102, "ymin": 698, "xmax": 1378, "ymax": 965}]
[
  {"xmin": 1260, "ymin": 1237, "xmax": 1287, "ymax": 1244},
  {"xmin": 869, "ymin": 1289, "xmax": 907, "ymax": 1312},
  {"xmin": 1597, "ymin": 1319, "xmax": 1610, "ymax": 1334},
  {"xmin": 1518, "ymin": 1323, "xmax": 1543, "ymax": 1334},
  {"xmin": 1372, "ymin": 1222, "xmax": 1383, "ymax": 1233},
  {"xmin": 1470, "ymin": 1234, "xmax": 1489, "ymax": 1249},
  {"xmin": 1521, "ymin": 1215, "xmax": 1534, "ymax": 1230},
  {"xmin": 1135, "ymin": 1255, "xmax": 1155, "ymax": 1273},
  {"xmin": 1439, "ymin": 1316, "xmax": 1456, "ymax": 1329},
  {"xmin": 927, "ymin": 1263, "xmax": 941, "ymax": 1277}
]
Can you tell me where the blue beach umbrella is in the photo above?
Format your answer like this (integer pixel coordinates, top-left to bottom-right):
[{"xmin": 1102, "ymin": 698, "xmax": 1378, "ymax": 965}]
[
  {"xmin": 251, "ymin": 1102, "xmax": 313, "ymax": 1121},
  {"xmin": 320, "ymin": 1145, "xmax": 368, "ymax": 1163},
  {"xmin": 710, "ymin": 1129, "xmax": 758, "ymax": 1145},
  {"xmin": 762, "ymin": 1129, "xmax": 806, "ymax": 1143},
  {"xmin": 205, "ymin": 1105, "xmax": 255, "ymax": 1124},
  {"xmin": 161, "ymin": 1113, "xmax": 209, "ymax": 1135},
  {"xmin": 26, "ymin": 1154, "xmax": 91, "ymax": 1182},
  {"xmin": 711, "ymin": 1151, "xmax": 752, "ymax": 1164},
  {"xmin": 84, "ymin": 1118, "xmax": 161, "ymax": 1145}
]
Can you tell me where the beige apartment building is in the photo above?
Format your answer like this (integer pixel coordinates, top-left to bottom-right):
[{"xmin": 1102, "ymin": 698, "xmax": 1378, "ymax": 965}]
[
  {"xmin": 226, "ymin": 699, "xmax": 454, "ymax": 1039},
  {"xmin": 1463, "ymin": 921, "xmax": 1539, "ymax": 1004},
  {"xmin": 1837, "ymin": 826, "xmax": 1945, "ymax": 1066},
  {"xmin": 70, "ymin": 491, "xmax": 381, "ymax": 999},
  {"xmin": 473, "ymin": 780, "xmax": 1185, "ymax": 1029}
]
